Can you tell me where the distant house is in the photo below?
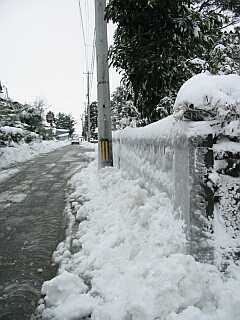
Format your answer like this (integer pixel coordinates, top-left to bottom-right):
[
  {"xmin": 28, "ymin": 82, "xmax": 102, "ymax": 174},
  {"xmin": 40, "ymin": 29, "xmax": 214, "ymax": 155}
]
[{"xmin": 55, "ymin": 128, "xmax": 70, "ymax": 141}]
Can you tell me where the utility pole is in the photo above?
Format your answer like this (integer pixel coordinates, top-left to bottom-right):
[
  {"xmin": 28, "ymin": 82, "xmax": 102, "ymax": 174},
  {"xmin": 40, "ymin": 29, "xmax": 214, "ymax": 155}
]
[
  {"xmin": 95, "ymin": 0, "xmax": 113, "ymax": 168},
  {"xmin": 84, "ymin": 71, "xmax": 91, "ymax": 142},
  {"xmin": 81, "ymin": 114, "xmax": 84, "ymax": 138}
]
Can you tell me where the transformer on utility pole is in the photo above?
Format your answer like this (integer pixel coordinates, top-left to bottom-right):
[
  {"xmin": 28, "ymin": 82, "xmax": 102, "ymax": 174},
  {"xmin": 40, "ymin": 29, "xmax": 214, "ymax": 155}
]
[{"xmin": 95, "ymin": 0, "xmax": 113, "ymax": 168}]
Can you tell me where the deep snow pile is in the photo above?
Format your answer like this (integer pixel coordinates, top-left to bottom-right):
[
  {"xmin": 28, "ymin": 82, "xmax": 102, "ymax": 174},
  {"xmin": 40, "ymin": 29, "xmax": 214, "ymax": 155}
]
[
  {"xmin": 0, "ymin": 140, "xmax": 69, "ymax": 169},
  {"xmin": 39, "ymin": 159, "xmax": 240, "ymax": 320},
  {"xmin": 174, "ymin": 73, "xmax": 240, "ymax": 119}
]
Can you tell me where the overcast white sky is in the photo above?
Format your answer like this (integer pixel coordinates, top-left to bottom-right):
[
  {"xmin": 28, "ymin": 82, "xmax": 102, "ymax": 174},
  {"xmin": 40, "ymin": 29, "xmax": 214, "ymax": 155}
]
[{"xmin": 0, "ymin": 0, "xmax": 121, "ymax": 132}]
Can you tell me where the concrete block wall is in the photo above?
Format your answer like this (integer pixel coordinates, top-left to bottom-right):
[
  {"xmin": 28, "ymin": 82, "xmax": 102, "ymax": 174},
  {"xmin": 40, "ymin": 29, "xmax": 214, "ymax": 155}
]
[
  {"xmin": 113, "ymin": 117, "xmax": 215, "ymax": 263},
  {"xmin": 213, "ymin": 138, "xmax": 240, "ymax": 266}
]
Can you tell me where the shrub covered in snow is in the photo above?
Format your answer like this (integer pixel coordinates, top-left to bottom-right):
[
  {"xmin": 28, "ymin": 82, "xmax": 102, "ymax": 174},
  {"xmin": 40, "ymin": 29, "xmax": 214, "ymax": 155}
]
[
  {"xmin": 0, "ymin": 126, "xmax": 39, "ymax": 145},
  {"xmin": 174, "ymin": 73, "xmax": 240, "ymax": 121}
]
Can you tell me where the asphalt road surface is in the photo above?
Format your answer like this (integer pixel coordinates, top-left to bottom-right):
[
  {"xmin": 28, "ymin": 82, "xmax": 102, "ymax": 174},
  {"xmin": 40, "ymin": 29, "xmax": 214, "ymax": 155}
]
[{"xmin": 0, "ymin": 144, "xmax": 94, "ymax": 320}]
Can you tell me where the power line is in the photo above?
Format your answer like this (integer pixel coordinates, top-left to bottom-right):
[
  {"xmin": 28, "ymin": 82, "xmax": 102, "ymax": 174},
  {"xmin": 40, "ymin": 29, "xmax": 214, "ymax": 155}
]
[
  {"xmin": 77, "ymin": 0, "xmax": 88, "ymax": 71},
  {"xmin": 77, "ymin": 0, "xmax": 97, "ymax": 138},
  {"xmin": 85, "ymin": 0, "xmax": 90, "ymax": 51}
]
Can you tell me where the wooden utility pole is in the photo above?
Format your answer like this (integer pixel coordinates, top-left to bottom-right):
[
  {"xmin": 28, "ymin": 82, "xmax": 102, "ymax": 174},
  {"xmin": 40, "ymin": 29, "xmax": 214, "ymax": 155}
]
[{"xmin": 95, "ymin": 0, "xmax": 113, "ymax": 168}]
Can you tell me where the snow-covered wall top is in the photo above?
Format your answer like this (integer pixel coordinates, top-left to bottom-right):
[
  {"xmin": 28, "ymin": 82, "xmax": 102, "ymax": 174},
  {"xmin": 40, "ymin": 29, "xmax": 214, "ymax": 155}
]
[
  {"xmin": 113, "ymin": 115, "xmax": 213, "ymax": 142},
  {"xmin": 174, "ymin": 73, "xmax": 240, "ymax": 119}
]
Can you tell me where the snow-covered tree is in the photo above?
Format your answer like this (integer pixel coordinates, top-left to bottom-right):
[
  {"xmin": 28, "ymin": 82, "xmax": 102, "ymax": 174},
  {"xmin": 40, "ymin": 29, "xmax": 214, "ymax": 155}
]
[
  {"xmin": 106, "ymin": 0, "xmax": 224, "ymax": 122},
  {"xmin": 111, "ymin": 86, "xmax": 141, "ymax": 129},
  {"xmin": 89, "ymin": 102, "xmax": 98, "ymax": 138},
  {"xmin": 194, "ymin": 0, "xmax": 240, "ymax": 17},
  {"xmin": 82, "ymin": 102, "xmax": 98, "ymax": 139},
  {"xmin": 208, "ymin": 27, "xmax": 240, "ymax": 75},
  {"xmin": 55, "ymin": 112, "xmax": 75, "ymax": 137}
]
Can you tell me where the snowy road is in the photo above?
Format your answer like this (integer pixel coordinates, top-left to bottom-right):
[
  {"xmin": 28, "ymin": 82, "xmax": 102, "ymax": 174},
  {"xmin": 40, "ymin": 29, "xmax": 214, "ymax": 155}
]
[{"xmin": 0, "ymin": 144, "xmax": 94, "ymax": 320}]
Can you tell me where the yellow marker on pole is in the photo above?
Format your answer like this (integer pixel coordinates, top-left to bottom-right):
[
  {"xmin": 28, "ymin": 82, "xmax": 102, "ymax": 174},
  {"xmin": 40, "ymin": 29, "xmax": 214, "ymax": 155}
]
[
  {"xmin": 101, "ymin": 140, "xmax": 105, "ymax": 161},
  {"xmin": 105, "ymin": 140, "xmax": 109, "ymax": 161},
  {"xmin": 101, "ymin": 139, "xmax": 109, "ymax": 161}
]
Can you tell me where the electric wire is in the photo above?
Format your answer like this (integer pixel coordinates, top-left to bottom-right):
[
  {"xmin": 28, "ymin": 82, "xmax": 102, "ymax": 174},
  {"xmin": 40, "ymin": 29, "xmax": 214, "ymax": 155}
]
[
  {"xmin": 77, "ymin": 0, "xmax": 96, "ymax": 130},
  {"xmin": 77, "ymin": 0, "xmax": 88, "ymax": 71}
]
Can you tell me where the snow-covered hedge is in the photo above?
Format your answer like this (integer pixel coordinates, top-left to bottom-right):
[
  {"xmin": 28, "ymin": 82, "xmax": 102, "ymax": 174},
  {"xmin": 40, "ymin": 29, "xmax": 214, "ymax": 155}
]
[
  {"xmin": 0, "ymin": 125, "xmax": 39, "ymax": 145},
  {"xmin": 174, "ymin": 73, "xmax": 240, "ymax": 120}
]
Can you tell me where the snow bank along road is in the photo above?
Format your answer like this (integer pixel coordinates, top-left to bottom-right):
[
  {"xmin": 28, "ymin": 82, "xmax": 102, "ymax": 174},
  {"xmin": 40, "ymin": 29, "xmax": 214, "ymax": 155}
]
[
  {"xmin": 39, "ymin": 158, "xmax": 240, "ymax": 320},
  {"xmin": 0, "ymin": 144, "xmax": 94, "ymax": 320}
]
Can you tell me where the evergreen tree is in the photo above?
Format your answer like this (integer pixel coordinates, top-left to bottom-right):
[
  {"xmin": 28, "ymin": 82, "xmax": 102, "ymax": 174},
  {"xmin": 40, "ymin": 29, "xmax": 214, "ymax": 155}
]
[
  {"xmin": 208, "ymin": 27, "xmax": 240, "ymax": 75},
  {"xmin": 111, "ymin": 86, "xmax": 141, "ymax": 129},
  {"xmin": 55, "ymin": 112, "xmax": 75, "ymax": 137},
  {"xmin": 20, "ymin": 106, "xmax": 43, "ymax": 132},
  {"xmin": 89, "ymin": 102, "xmax": 98, "ymax": 138},
  {"xmin": 194, "ymin": 0, "xmax": 240, "ymax": 16},
  {"xmin": 106, "ymin": 0, "xmax": 224, "ymax": 122},
  {"xmin": 20, "ymin": 99, "xmax": 46, "ymax": 134}
]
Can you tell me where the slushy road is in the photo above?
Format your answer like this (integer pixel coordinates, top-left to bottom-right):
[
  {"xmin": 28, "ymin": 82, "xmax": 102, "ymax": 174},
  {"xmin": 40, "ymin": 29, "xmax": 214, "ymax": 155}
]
[{"xmin": 0, "ymin": 144, "xmax": 94, "ymax": 320}]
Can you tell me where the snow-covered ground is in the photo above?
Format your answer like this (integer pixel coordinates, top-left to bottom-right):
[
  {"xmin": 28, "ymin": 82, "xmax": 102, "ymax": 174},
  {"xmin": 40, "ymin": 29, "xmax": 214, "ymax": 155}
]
[
  {"xmin": 0, "ymin": 167, "xmax": 20, "ymax": 183},
  {"xmin": 39, "ymin": 150, "xmax": 240, "ymax": 320},
  {"xmin": 0, "ymin": 140, "xmax": 69, "ymax": 170}
]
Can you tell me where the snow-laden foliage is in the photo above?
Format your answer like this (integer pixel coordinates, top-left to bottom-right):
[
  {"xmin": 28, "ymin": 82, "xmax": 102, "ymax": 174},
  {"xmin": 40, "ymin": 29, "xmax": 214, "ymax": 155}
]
[
  {"xmin": 55, "ymin": 112, "xmax": 75, "ymax": 137},
  {"xmin": 82, "ymin": 102, "xmax": 99, "ymax": 140},
  {"xmin": 0, "ymin": 125, "xmax": 38, "ymax": 145},
  {"xmin": 106, "ymin": 0, "xmax": 224, "ymax": 121},
  {"xmin": 194, "ymin": 0, "xmax": 240, "ymax": 16},
  {"xmin": 173, "ymin": 73, "xmax": 240, "ymax": 120},
  {"xmin": 105, "ymin": 0, "xmax": 240, "ymax": 122},
  {"xmin": 208, "ymin": 27, "xmax": 240, "ymax": 75},
  {"xmin": 0, "ymin": 96, "xmax": 55, "ymax": 143},
  {"xmin": 111, "ymin": 86, "xmax": 142, "ymax": 129}
]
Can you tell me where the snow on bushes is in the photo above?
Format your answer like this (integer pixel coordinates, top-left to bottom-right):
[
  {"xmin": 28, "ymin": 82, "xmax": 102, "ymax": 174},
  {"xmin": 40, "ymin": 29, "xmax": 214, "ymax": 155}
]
[
  {"xmin": 174, "ymin": 73, "xmax": 240, "ymax": 120},
  {"xmin": 0, "ymin": 125, "xmax": 38, "ymax": 144}
]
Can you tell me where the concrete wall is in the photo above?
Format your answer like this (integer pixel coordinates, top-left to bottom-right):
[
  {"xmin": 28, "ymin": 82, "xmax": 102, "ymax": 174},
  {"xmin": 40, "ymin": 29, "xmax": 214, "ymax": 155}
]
[
  {"xmin": 113, "ymin": 116, "xmax": 240, "ymax": 266},
  {"xmin": 113, "ymin": 117, "xmax": 215, "ymax": 263},
  {"xmin": 213, "ymin": 138, "xmax": 240, "ymax": 267}
]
